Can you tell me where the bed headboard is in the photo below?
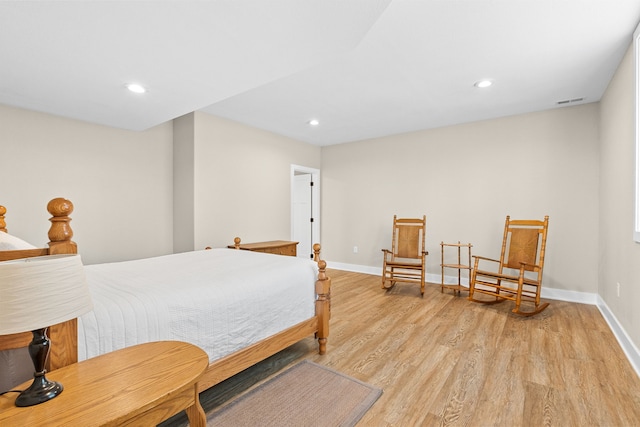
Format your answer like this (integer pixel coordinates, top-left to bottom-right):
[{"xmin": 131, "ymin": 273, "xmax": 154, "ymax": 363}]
[
  {"xmin": 0, "ymin": 198, "xmax": 77, "ymax": 262},
  {"xmin": 0, "ymin": 198, "xmax": 79, "ymax": 369}
]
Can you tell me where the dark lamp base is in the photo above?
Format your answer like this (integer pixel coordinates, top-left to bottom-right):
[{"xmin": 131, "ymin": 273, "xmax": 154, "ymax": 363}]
[
  {"xmin": 15, "ymin": 327, "xmax": 64, "ymax": 407},
  {"xmin": 15, "ymin": 374, "xmax": 64, "ymax": 407}
]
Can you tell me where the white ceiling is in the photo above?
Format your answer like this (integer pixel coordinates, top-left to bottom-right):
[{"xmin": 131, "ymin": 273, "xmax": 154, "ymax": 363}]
[{"xmin": 1, "ymin": 1, "xmax": 639, "ymax": 146}]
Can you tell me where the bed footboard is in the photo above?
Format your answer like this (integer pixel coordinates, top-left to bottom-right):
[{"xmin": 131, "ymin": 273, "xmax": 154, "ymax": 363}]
[{"xmin": 198, "ymin": 246, "xmax": 331, "ymax": 392}]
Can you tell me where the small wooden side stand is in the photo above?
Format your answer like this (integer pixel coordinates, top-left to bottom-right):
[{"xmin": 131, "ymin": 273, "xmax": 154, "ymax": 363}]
[
  {"xmin": 228, "ymin": 237, "xmax": 298, "ymax": 257},
  {"xmin": 440, "ymin": 241, "xmax": 473, "ymax": 295},
  {"xmin": 0, "ymin": 341, "xmax": 208, "ymax": 426}
]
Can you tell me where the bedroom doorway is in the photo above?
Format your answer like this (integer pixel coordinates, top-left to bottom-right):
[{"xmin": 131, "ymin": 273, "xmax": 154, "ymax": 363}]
[{"xmin": 291, "ymin": 165, "xmax": 320, "ymax": 259}]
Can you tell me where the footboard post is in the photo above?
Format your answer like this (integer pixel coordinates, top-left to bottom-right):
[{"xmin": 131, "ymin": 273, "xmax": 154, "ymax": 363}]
[
  {"xmin": 314, "ymin": 246, "xmax": 331, "ymax": 355},
  {"xmin": 46, "ymin": 198, "xmax": 79, "ymax": 369},
  {"xmin": 47, "ymin": 198, "xmax": 78, "ymax": 255}
]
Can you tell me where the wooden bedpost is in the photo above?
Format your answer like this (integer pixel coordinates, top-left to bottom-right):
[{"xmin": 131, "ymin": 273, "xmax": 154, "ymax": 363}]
[
  {"xmin": 313, "ymin": 243, "xmax": 321, "ymax": 262},
  {"xmin": 233, "ymin": 237, "xmax": 241, "ymax": 249},
  {"xmin": 46, "ymin": 198, "xmax": 79, "ymax": 370},
  {"xmin": 314, "ymin": 243, "xmax": 331, "ymax": 355},
  {"xmin": 47, "ymin": 198, "xmax": 77, "ymax": 255},
  {"xmin": 0, "ymin": 205, "xmax": 6, "ymax": 232}
]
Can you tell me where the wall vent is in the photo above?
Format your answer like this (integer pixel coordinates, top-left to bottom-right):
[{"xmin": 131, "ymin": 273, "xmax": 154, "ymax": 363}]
[{"xmin": 556, "ymin": 97, "xmax": 585, "ymax": 105}]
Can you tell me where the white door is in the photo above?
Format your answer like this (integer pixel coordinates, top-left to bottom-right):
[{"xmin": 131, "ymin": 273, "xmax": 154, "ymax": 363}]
[
  {"xmin": 293, "ymin": 174, "xmax": 312, "ymax": 258},
  {"xmin": 291, "ymin": 165, "xmax": 320, "ymax": 259}
]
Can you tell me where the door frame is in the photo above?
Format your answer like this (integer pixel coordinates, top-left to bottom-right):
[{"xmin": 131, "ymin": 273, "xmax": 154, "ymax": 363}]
[{"xmin": 290, "ymin": 164, "xmax": 320, "ymax": 254}]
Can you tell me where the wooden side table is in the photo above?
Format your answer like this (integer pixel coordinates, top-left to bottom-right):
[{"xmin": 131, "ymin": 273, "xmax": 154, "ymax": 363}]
[
  {"xmin": 440, "ymin": 241, "xmax": 473, "ymax": 295},
  {"xmin": 0, "ymin": 341, "xmax": 208, "ymax": 426},
  {"xmin": 228, "ymin": 238, "xmax": 298, "ymax": 257}
]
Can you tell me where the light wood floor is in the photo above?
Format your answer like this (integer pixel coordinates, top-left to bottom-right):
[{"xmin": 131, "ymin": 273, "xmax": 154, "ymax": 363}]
[{"xmin": 163, "ymin": 269, "xmax": 640, "ymax": 426}]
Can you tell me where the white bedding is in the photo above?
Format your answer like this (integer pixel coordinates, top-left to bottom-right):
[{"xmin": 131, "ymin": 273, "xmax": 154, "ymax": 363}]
[{"xmin": 77, "ymin": 249, "xmax": 317, "ymax": 363}]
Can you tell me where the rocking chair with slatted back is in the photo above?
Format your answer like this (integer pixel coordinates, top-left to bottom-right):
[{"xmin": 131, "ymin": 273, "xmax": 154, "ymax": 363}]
[
  {"xmin": 381, "ymin": 215, "xmax": 428, "ymax": 296},
  {"xmin": 468, "ymin": 215, "xmax": 550, "ymax": 316}
]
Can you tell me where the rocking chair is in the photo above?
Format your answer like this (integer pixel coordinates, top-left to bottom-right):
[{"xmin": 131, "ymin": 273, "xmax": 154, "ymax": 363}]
[
  {"xmin": 468, "ymin": 215, "xmax": 550, "ymax": 316},
  {"xmin": 381, "ymin": 215, "xmax": 428, "ymax": 296}
]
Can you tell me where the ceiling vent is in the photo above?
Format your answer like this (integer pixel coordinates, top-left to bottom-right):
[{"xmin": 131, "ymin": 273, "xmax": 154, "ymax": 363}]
[{"xmin": 556, "ymin": 97, "xmax": 585, "ymax": 105}]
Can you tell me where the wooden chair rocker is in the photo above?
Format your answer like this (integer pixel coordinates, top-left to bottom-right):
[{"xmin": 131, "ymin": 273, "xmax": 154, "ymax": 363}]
[
  {"xmin": 468, "ymin": 215, "xmax": 550, "ymax": 316},
  {"xmin": 381, "ymin": 215, "xmax": 428, "ymax": 296}
]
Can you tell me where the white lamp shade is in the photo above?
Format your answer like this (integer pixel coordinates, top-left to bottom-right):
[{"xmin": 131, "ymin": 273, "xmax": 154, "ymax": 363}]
[{"xmin": 0, "ymin": 254, "xmax": 93, "ymax": 335}]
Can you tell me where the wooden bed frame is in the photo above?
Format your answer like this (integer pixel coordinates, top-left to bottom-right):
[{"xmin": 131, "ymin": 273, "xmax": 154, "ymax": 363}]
[{"xmin": 0, "ymin": 198, "xmax": 331, "ymax": 393}]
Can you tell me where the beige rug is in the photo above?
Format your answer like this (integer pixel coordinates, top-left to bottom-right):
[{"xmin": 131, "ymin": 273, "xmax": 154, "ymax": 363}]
[{"xmin": 207, "ymin": 360, "xmax": 382, "ymax": 427}]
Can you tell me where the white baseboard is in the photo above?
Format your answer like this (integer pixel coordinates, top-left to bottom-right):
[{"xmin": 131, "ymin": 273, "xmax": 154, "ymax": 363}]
[
  {"xmin": 329, "ymin": 261, "xmax": 599, "ymax": 302},
  {"xmin": 327, "ymin": 260, "xmax": 640, "ymax": 378},
  {"xmin": 540, "ymin": 287, "xmax": 598, "ymax": 305},
  {"xmin": 329, "ymin": 262, "xmax": 380, "ymax": 276},
  {"xmin": 327, "ymin": 261, "xmax": 461, "ymax": 285},
  {"xmin": 596, "ymin": 296, "xmax": 640, "ymax": 378}
]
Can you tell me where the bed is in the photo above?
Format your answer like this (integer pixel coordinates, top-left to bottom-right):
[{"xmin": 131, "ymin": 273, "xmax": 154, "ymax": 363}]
[{"xmin": 0, "ymin": 198, "xmax": 331, "ymax": 394}]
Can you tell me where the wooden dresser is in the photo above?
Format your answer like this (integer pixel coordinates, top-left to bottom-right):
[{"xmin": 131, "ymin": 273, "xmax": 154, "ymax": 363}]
[{"xmin": 228, "ymin": 239, "xmax": 298, "ymax": 257}]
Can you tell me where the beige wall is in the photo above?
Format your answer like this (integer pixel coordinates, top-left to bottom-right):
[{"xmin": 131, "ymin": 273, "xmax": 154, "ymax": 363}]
[
  {"xmin": 0, "ymin": 106, "xmax": 321, "ymax": 263},
  {"xmin": 0, "ymin": 105, "xmax": 174, "ymax": 265},
  {"xmin": 599, "ymin": 42, "xmax": 640, "ymax": 349},
  {"xmin": 173, "ymin": 113, "xmax": 196, "ymax": 253},
  {"xmin": 321, "ymin": 103, "xmax": 600, "ymax": 294},
  {"xmin": 190, "ymin": 112, "xmax": 321, "ymax": 250}
]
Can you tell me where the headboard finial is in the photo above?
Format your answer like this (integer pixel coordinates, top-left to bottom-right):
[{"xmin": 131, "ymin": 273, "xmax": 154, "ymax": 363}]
[
  {"xmin": 0, "ymin": 205, "xmax": 6, "ymax": 233},
  {"xmin": 47, "ymin": 198, "xmax": 74, "ymax": 218},
  {"xmin": 46, "ymin": 198, "xmax": 77, "ymax": 254}
]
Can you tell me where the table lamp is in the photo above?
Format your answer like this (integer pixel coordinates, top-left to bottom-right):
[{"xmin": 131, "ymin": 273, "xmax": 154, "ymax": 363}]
[{"xmin": 0, "ymin": 254, "xmax": 93, "ymax": 407}]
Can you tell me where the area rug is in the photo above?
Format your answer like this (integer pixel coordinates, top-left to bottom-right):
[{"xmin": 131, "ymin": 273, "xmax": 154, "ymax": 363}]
[{"xmin": 207, "ymin": 360, "xmax": 383, "ymax": 427}]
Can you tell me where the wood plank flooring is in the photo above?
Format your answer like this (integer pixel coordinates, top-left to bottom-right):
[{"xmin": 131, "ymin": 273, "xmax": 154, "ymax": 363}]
[{"xmin": 162, "ymin": 269, "xmax": 640, "ymax": 426}]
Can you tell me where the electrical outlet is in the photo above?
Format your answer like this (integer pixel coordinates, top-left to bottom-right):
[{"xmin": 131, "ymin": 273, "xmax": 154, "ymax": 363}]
[
  {"xmin": 353, "ymin": 246, "xmax": 358, "ymax": 253},
  {"xmin": 617, "ymin": 282, "xmax": 621, "ymax": 297}
]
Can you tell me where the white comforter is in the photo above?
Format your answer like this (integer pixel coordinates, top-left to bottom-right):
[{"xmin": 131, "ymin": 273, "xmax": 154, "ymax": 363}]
[{"xmin": 77, "ymin": 249, "xmax": 317, "ymax": 363}]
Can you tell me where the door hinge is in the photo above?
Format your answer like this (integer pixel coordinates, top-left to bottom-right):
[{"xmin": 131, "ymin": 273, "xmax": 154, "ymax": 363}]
[
  {"xmin": 310, "ymin": 217, "xmax": 314, "ymax": 223},
  {"xmin": 310, "ymin": 181, "xmax": 314, "ymax": 186}
]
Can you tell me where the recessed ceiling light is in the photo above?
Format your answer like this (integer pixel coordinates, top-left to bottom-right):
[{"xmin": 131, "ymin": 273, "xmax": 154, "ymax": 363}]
[
  {"xmin": 474, "ymin": 80, "xmax": 493, "ymax": 88},
  {"xmin": 126, "ymin": 83, "xmax": 146, "ymax": 94},
  {"xmin": 308, "ymin": 119, "xmax": 319, "ymax": 126}
]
